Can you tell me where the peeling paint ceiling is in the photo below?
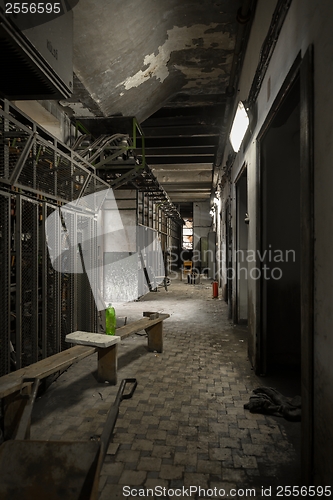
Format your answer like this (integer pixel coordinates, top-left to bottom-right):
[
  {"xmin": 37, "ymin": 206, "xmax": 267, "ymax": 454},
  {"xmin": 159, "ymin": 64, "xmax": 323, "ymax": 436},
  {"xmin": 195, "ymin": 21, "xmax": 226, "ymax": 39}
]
[{"xmin": 65, "ymin": 0, "xmax": 256, "ymax": 209}]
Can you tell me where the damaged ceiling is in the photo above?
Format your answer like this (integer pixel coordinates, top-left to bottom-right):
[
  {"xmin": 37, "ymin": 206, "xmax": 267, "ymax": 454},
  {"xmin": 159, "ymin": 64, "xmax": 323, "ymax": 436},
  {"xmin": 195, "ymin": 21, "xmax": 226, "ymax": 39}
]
[{"xmin": 64, "ymin": 0, "xmax": 255, "ymax": 210}]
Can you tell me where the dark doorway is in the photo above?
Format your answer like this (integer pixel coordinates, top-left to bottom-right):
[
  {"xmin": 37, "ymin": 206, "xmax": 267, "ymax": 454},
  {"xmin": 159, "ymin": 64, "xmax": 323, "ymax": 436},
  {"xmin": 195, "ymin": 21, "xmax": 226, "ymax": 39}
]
[
  {"xmin": 225, "ymin": 201, "xmax": 233, "ymax": 319},
  {"xmin": 260, "ymin": 78, "xmax": 301, "ymax": 375},
  {"xmin": 257, "ymin": 49, "xmax": 315, "ymax": 484},
  {"xmin": 236, "ymin": 167, "xmax": 248, "ymax": 324}
]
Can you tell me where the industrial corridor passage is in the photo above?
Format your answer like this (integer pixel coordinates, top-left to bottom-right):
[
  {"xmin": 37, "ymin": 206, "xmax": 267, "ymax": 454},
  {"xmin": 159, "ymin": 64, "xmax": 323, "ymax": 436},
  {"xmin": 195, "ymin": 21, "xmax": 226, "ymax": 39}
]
[{"xmin": 30, "ymin": 277, "xmax": 301, "ymax": 499}]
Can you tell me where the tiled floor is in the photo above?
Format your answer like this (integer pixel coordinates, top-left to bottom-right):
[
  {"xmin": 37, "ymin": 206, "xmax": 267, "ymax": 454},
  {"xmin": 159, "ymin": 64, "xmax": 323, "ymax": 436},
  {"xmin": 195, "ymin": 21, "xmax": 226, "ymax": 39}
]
[{"xmin": 31, "ymin": 277, "xmax": 301, "ymax": 499}]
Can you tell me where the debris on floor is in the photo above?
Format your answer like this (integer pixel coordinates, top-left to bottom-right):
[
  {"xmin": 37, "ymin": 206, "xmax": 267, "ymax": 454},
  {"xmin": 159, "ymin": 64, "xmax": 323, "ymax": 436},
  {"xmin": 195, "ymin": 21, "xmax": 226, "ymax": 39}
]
[{"xmin": 244, "ymin": 386, "xmax": 301, "ymax": 421}]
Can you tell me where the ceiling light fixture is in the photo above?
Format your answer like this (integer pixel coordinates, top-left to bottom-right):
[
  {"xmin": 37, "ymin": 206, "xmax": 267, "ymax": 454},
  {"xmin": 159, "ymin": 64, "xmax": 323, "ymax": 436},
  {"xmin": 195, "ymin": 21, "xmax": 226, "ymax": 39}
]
[{"xmin": 229, "ymin": 101, "xmax": 250, "ymax": 153}]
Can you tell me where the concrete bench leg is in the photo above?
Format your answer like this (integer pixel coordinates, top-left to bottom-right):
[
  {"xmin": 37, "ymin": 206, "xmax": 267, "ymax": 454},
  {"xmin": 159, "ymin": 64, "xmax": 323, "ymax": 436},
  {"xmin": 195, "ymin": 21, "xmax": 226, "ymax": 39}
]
[
  {"xmin": 146, "ymin": 322, "xmax": 163, "ymax": 353},
  {"xmin": 97, "ymin": 344, "xmax": 118, "ymax": 385}
]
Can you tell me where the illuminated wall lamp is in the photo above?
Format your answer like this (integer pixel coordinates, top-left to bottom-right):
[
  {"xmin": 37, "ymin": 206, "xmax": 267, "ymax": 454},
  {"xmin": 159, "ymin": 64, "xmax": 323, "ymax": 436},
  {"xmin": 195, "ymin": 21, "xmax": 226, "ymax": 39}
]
[{"xmin": 229, "ymin": 101, "xmax": 250, "ymax": 153}]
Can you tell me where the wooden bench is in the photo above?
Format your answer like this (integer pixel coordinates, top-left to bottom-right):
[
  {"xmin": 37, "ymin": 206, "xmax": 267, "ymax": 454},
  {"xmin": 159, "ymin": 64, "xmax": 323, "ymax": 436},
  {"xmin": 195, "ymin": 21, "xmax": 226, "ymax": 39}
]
[
  {"xmin": 0, "ymin": 312, "xmax": 169, "ymax": 440},
  {"xmin": 65, "ymin": 312, "xmax": 170, "ymax": 386},
  {"xmin": 0, "ymin": 345, "xmax": 96, "ymax": 440}
]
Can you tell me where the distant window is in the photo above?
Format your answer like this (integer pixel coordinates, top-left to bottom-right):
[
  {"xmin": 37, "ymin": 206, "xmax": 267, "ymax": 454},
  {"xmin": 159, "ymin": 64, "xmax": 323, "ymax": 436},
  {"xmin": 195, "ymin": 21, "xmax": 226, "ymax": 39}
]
[{"xmin": 183, "ymin": 219, "xmax": 193, "ymax": 250}]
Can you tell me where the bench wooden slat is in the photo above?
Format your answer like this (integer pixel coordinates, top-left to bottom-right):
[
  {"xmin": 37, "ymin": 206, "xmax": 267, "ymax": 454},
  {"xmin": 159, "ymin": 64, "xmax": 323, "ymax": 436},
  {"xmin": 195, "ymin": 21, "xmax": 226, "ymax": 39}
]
[
  {"xmin": 116, "ymin": 313, "xmax": 170, "ymax": 340},
  {"xmin": 0, "ymin": 345, "xmax": 96, "ymax": 399}
]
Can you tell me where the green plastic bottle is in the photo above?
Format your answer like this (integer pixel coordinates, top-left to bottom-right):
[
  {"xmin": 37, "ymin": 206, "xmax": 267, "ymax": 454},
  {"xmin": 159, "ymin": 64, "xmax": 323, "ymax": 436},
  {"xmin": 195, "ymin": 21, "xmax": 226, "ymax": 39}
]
[{"xmin": 105, "ymin": 303, "xmax": 116, "ymax": 335}]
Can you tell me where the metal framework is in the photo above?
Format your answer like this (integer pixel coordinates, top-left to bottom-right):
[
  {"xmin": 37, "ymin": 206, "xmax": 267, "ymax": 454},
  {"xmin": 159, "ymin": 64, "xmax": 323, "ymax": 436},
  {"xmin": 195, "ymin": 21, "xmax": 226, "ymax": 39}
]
[
  {"xmin": 0, "ymin": 100, "xmax": 107, "ymax": 375},
  {"xmin": 0, "ymin": 192, "xmax": 10, "ymax": 376},
  {"xmin": 0, "ymin": 100, "xmax": 182, "ymax": 376},
  {"xmin": 73, "ymin": 117, "xmax": 183, "ymax": 225},
  {"xmin": 0, "ymin": 193, "xmax": 99, "ymax": 375},
  {"xmin": 0, "ymin": 99, "xmax": 108, "ymax": 205}
]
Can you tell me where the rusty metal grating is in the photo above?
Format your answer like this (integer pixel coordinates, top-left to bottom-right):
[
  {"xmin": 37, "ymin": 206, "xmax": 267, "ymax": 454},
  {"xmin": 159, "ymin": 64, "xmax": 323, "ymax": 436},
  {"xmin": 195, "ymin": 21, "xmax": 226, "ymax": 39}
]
[
  {"xmin": 34, "ymin": 144, "xmax": 56, "ymax": 195},
  {"xmin": 0, "ymin": 192, "xmax": 10, "ymax": 376},
  {"xmin": 72, "ymin": 164, "xmax": 89, "ymax": 200},
  {"xmin": 55, "ymin": 153, "xmax": 74, "ymax": 201},
  {"xmin": 15, "ymin": 139, "xmax": 93, "ymax": 203},
  {"xmin": 45, "ymin": 204, "xmax": 61, "ymax": 357},
  {"xmin": 60, "ymin": 209, "xmax": 75, "ymax": 349},
  {"xmin": 16, "ymin": 152, "xmax": 35, "ymax": 190},
  {"xmin": 0, "ymin": 99, "xmax": 106, "ymax": 374},
  {"xmin": 77, "ymin": 174, "xmax": 109, "ymax": 214},
  {"xmin": 76, "ymin": 214, "xmax": 97, "ymax": 332},
  {"xmin": 0, "ymin": 114, "xmax": 32, "ymax": 182},
  {"xmin": 1, "ymin": 99, "xmax": 109, "ymax": 204},
  {"xmin": 20, "ymin": 197, "xmax": 39, "ymax": 368}
]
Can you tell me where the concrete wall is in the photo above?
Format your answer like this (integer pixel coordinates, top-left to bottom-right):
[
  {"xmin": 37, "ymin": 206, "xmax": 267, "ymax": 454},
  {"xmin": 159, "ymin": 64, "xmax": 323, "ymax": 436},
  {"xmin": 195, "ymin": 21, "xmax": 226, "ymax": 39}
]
[{"xmin": 218, "ymin": 0, "xmax": 333, "ymax": 484}]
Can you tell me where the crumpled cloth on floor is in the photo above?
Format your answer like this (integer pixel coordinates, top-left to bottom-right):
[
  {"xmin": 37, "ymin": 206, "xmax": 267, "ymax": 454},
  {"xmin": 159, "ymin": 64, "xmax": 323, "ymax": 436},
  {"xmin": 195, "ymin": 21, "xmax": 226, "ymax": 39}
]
[{"xmin": 244, "ymin": 386, "xmax": 301, "ymax": 421}]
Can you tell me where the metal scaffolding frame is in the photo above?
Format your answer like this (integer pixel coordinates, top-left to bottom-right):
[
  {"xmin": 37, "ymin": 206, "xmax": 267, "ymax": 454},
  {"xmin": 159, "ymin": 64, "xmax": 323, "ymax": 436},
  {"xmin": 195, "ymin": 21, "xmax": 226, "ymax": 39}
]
[
  {"xmin": 73, "ymin": 117, "xmax": 184, "ymax": 225},
  {"xmin": 0, "ymin": 192, "xmax": 10, "ymax": 376},
  {"xmin": 0, "ymin": 100, "xmax": 182, "ymax": 376},
  {"xmin": 0, "ymin": 189, "xmax": 99, "ymax": 375},
  {"xmin": 0, "ymin": 99, "xmax": 108, "ymax": 206},
  {"xmin": 0, "ymin": 99, "xmax": 106, "ymax": 375}
]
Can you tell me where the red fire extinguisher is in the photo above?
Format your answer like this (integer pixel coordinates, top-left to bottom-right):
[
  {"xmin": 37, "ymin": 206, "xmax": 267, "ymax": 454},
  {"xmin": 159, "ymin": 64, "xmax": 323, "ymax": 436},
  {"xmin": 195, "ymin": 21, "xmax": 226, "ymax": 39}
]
[{"xmin": 212, "ymin": 281, "xmax": 218, "ymax": 298}]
